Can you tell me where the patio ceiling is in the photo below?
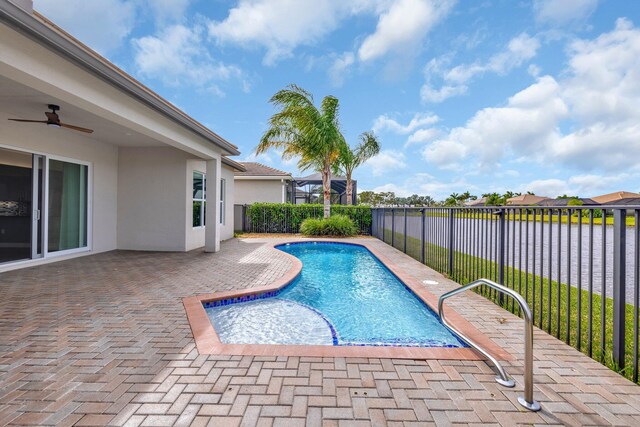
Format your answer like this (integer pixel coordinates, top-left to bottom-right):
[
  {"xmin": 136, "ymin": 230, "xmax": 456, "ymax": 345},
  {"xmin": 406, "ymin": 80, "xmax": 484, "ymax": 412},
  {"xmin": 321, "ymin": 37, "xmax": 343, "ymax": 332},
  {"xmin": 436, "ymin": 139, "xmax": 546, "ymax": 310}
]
[{"xmin": 0, "ymin": 74, "xmax": 165, "ymax": 148}]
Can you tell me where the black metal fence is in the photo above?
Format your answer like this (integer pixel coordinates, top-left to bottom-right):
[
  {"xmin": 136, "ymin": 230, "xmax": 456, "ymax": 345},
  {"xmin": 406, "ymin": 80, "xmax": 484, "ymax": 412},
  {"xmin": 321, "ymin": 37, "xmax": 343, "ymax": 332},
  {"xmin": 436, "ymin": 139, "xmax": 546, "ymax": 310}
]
[
  {"xmin": 372, "ymin": 206, "xmax": 640, "ymax": 383},
  {"xmin": 234, "ymin": 204, "xmax": 372, "ymax": 235}
]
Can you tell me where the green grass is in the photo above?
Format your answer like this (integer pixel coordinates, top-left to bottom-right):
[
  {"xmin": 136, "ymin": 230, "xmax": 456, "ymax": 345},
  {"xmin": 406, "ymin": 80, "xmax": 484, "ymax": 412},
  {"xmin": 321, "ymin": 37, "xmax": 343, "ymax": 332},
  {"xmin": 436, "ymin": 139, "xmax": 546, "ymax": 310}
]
[
  {"xmin": 384, "ymin": 210, "xmax": 635, "ymax": 226},
  {"xmin": 383, "ymin": 229, "xmax": 639, "ymax": 382}
]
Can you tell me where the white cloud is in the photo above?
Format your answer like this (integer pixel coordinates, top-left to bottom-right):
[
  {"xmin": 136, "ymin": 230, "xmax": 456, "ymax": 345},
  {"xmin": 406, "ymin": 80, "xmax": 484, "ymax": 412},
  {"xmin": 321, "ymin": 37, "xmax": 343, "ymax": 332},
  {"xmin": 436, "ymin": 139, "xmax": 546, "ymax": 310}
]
[
  {"xmin": 372, "ymin": 173, "xmax": 478, "ymax": 200},
  {"xmin": 423, "ymin": 75, "xmax": 568, "ymax": 168},
  {"xmin": 519, "ymin": 173, "xmax": 630, "ymax": 198},
  {"xmin": 133, "ymin": 25, "xmax": 244, "ymax": 95},
  {"xmin": 207, "ymin": 0, "xmax": 453, "ymax": 66},
  {"xmin": 533, "ymin": 0, "xmax": 598, "ymax": 26},
  {"xmin": 143, "ymin": 0, "xmax": 191, "ymax": 26},
  {"xmin": 422, "ymin": 139, "xmax": 468, "ymax": 170},
  {"xmin": 551, "ymin": 18, "xmax": 640, "ymax": 170},
  {"xmin": 34, "ymin": 0, "xmax": 136, "ymax": 54},
  {"xmin": 373, "ymin": 113, "xmax": 439, "ymax": 134},
  {"xmin": 421, "ymin": 33, "xmax": 540, "ymax": 103},
  {"xmin": 371, "ymin": 183, "xmax": 413, "ymax": 197},
  {"xmin": 366, "ymin": 150, "xmax": 407, "ymax": 176},
  {"xmin": 420, "ymin": 84, "xmax": 468, "ymax": 103},
  {"xmin": 406, "ymin": 128, "xmax": 440, "ymax": 145},
  {"xmin": 358, "ymin": 0, "xmax": 455, "ymax": 62},
  {"xmin": 328, "ymin": 52, "xmax": 355, "ymax": 87},
  {"xmin": 423, "ymin": 19, "xmax": 640, "ymax": 175},
  {"xmin": 207, "ymin": 0, "xmax": 349, "ymax": 65},
  {"xmin": 373, "ymin": 113, "xmax": 441, "ymax": 147},
  {"xmin": 520, "ymin": 179, "xmax": 570, "ymax": 198}
]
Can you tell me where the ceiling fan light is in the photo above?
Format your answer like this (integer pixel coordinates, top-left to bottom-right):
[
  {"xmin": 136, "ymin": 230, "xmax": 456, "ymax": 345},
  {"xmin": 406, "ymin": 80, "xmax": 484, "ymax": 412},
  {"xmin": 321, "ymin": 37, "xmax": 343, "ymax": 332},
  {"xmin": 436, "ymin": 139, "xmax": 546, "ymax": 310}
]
[{"xmin": 47, "ymin": 122, "xmax": 61, "ymax": 128}]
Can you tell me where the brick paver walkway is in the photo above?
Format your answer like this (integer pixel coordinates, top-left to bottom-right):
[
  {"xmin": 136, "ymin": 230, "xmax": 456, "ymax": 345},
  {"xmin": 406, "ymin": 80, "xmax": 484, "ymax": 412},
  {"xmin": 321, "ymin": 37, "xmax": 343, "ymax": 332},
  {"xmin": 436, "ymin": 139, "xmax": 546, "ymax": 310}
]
[{"xmin": 1, "ymin": 237, "xmax": 640, "ymax": 426}]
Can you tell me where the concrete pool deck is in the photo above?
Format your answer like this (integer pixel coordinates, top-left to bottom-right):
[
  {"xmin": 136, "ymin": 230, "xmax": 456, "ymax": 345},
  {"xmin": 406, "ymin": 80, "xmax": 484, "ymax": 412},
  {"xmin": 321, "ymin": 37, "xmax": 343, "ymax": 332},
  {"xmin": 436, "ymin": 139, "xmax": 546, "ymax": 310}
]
[{"xmin": 1, "ymin": 236, "xmax": 640, "ymax": 426}]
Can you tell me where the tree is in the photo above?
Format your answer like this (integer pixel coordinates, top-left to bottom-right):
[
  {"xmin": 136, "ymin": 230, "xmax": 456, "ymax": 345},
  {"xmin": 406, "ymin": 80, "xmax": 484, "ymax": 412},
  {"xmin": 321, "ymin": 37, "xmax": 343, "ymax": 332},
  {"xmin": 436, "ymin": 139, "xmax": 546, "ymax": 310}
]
[
  {"xmin": 336, "ymin": 131, "xmax": 380, "ymax": 205},
  {"xmin": 444, "ymin": 193, "xmax": 461, "ymax": 207},
  {"xmin": 257, "ymin": 85, "xmax": 344, "ymax": 218},
  {"xmin": 483, "ymin": 192, "xmax": 503, "ymax": 206}
]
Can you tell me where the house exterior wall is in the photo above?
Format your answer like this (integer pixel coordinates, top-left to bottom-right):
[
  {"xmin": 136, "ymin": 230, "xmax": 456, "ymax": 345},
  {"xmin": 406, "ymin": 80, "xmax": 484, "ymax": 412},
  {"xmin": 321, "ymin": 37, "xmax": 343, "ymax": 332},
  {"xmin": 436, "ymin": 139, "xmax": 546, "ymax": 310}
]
[
  {"xmin": 0, "ymin": 12, "xmax": 238, "ymax": 270},
  {"xmin": 235, "ymin": 179, "xmax": 287, "ymax": 204},
  {"xmin": 117, "ymin": 147, "xmax": 190, "ymax": 251}
]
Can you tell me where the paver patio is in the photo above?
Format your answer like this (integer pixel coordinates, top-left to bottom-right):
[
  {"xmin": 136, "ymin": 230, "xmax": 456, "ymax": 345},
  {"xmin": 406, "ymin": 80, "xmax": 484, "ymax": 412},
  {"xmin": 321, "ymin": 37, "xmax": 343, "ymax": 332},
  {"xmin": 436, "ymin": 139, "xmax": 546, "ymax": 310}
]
[{"xmin": 1, "ymin": 237, "xmax": 640, "ymax": 426}]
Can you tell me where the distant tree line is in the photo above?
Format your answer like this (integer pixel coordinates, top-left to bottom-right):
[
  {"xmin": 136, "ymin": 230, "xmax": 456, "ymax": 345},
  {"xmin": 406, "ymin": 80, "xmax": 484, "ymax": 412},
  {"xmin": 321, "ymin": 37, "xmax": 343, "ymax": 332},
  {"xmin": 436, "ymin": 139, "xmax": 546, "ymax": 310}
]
[{"xmin": 357, "ymin": 190, "xmax": 586, "ymax": 207}]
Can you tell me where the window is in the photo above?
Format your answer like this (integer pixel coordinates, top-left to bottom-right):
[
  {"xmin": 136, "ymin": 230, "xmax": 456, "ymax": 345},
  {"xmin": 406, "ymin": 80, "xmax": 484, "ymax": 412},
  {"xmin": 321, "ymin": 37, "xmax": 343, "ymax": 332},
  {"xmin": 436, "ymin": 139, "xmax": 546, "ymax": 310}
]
[
  {"xmin": 47, "ymin": 159, "xmax": 88, "ymax": 252},
  {"xmin": 219, "ymin": 178, "xmax": 226, "ymax": 224},
  {"xmin": 193, "ymin": 171, "xmax": 205, "ymax": 227}
]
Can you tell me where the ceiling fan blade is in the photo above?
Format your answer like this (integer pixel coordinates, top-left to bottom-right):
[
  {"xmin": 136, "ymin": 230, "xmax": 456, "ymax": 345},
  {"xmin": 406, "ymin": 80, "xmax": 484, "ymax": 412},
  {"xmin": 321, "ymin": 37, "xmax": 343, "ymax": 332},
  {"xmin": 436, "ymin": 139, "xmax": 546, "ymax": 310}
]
[
  {"xmin": 8, "ymin": 119, "xmax": 47, "ymax": 123},
  {"xmin": 60, "ymin": 123, "xmax": 94, "ymax": 133}
]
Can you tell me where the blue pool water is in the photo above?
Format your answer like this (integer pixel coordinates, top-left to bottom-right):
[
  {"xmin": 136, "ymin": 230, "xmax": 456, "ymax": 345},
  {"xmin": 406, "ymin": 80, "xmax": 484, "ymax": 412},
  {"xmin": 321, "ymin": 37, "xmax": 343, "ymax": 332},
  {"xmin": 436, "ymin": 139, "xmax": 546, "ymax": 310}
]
[{"xmin": 206, "ymin": 242, "xmax": 465, "ymax": 348}]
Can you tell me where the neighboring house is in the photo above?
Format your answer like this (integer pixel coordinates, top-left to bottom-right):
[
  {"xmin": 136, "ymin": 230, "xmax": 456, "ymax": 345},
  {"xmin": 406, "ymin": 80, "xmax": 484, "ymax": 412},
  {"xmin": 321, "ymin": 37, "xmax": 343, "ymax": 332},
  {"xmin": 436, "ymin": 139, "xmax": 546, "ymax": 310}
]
[
  {"xmin": 536, "ymin": 198, "xmax": 598, "ymax": 207},
  {"xmin": 464, "ymin": 197, "xmax": 486, "ymax": 207},
  {"xmin": 506, "ymin": 194, "xmax": 550, "ymax": 206},
  {"xmin": 234, "ymin": 162, "xmax": 292, "ymax": 204},
  {"xmin": 233, "ymin": 163, "xmax": 357, "ymax": 205},
  {"xmin": 0, "ymin": 0, "xmax": 242, "ymax": 271},
  {"xmin": 292, "ymin": 172, "xmax": 356, "ymax": 205},
  {"xmin": 591, "ymin": 191, "xmax": 640, "ymax": 205}
]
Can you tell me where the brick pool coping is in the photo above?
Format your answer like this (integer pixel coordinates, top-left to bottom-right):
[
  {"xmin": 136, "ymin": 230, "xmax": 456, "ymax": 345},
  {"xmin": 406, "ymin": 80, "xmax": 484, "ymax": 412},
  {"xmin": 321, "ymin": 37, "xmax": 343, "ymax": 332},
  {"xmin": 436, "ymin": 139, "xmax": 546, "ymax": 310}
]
[{"xmin": 183, "ymin": 239, "xmax": 512, "ymax": 361}]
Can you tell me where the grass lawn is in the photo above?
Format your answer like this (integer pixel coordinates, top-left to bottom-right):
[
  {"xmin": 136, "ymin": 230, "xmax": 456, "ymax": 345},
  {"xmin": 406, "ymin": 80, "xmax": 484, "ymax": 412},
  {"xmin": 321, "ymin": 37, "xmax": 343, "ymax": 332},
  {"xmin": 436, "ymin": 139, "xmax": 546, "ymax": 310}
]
[
  {"xmin": 388, "ymin": 209, "xmax": 636, "ymax": 226},
  {"xmin": 383, "ymin": 229, "xmax": 639, "ymax": 383}
]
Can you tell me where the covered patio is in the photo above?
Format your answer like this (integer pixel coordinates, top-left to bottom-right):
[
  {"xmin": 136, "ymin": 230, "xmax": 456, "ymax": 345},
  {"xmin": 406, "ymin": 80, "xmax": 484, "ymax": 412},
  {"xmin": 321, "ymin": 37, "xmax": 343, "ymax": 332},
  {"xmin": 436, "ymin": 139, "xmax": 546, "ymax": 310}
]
[{"xmin": 2, "ymin": 237, "xmax": 640, "ymax": 426}]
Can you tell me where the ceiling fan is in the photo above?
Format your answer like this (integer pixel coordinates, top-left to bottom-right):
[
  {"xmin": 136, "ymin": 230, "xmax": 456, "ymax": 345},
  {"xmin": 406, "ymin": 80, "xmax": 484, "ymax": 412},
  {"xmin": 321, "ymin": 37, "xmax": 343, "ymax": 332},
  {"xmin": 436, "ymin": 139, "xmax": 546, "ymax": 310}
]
[{"xmin": 8, "ymin": 104, "xmax": 94, "ymax": 134}]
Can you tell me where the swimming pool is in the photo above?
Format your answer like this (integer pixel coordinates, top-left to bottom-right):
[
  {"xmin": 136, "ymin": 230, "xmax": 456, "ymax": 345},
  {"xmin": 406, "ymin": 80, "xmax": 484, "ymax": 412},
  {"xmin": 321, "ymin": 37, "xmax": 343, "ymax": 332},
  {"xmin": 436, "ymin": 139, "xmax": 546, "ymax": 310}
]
[{"xmin": 205, "ymin": 242, "xmax": 465, "ymax": 348}]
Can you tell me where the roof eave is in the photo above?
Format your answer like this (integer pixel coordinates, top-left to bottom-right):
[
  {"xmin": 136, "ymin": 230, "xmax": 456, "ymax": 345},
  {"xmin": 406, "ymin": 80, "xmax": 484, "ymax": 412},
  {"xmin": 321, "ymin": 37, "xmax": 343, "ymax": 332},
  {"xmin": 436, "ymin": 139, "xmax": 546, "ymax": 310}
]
[
  {"xmin": 221, "ymin": 157, "xmax": 246, "ymax": 172},
  {"xmin": 0, "ymin": 1, "xmax": 240, "ymax": 156}
]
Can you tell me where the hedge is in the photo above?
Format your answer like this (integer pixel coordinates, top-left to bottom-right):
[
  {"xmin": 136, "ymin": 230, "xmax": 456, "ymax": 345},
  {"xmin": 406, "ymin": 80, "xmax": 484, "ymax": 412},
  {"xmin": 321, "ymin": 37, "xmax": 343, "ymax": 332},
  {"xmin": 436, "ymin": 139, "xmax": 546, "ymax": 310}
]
[{"xmin": 243, "ymin": 203, "xmax": 371, "ymax": 235}]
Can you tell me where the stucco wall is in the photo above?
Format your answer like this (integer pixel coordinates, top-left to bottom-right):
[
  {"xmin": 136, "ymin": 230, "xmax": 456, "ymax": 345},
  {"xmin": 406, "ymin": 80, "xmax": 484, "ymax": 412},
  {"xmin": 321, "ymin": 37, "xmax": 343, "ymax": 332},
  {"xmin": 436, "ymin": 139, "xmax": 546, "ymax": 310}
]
[
  {"xmin": 0, "ymin": 115, "xmax": 118, "ymax": 256},
  {"xmin": 235, "ymin": 179, "xmax": 287, "ymax": 204},
  {"xmin": 117, "ymin": 147, "xmax": 190, "ymax": 251}
]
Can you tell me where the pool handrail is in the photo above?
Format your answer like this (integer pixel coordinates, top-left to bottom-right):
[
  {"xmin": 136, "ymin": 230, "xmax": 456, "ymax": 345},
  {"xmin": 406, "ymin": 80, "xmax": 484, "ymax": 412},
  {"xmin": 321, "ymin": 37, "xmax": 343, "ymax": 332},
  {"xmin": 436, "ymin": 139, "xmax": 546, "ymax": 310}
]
[{"xmin": 438, "ymin": 278, "xmax": 541, "ymax": 412}]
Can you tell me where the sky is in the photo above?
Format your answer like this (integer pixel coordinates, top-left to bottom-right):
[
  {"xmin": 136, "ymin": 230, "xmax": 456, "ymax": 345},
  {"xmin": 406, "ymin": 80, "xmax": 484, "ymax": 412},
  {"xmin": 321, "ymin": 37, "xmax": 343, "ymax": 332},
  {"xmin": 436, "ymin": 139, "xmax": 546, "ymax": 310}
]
[{"xmin": 33, "ymin": 0, "xmax": 640, "ymax": 201}]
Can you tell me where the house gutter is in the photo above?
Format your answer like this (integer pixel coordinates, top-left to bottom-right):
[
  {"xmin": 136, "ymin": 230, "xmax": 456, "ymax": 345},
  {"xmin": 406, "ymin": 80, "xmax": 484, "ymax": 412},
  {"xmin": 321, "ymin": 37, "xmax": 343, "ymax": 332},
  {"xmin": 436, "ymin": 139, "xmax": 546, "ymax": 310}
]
[{"xmin": 0, "ymin": 0, "xmax": 240, "ymax": 156}]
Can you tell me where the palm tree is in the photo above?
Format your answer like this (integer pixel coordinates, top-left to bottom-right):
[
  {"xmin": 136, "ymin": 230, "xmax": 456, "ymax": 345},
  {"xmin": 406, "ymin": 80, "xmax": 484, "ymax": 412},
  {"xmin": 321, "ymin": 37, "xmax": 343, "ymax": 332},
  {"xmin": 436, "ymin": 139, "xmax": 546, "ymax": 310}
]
[
  {"xmin": 256, "ymin": 85, "xmax": 344, "ymax": 218},
  {"xmin": 336, "ymin": 131, "xmax": 381, "ymax": 205}
]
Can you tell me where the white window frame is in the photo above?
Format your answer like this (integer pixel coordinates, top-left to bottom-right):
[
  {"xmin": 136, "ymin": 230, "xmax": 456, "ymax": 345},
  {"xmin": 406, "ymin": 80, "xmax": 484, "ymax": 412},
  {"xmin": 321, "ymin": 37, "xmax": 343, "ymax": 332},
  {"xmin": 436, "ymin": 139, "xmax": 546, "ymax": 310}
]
[
  {"xmin": 220, "ymin": 178, "xmax": 226, "ymax": 225},
  {"xmin": 193, "ymin": 171, "xmax": 206, "ymax": 228}
]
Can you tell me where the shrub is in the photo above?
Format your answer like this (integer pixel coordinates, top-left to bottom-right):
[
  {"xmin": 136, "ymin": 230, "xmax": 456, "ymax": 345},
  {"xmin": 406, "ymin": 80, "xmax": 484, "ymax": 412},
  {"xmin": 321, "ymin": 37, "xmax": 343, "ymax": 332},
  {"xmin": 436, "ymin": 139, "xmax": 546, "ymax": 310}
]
[
  {"xmin": 300, "ymin": 215, "xmax": 357, "ymax": 236},
  {"xmin": 244, "ymin": 203, "xmax": 371, "ymax": 234}
]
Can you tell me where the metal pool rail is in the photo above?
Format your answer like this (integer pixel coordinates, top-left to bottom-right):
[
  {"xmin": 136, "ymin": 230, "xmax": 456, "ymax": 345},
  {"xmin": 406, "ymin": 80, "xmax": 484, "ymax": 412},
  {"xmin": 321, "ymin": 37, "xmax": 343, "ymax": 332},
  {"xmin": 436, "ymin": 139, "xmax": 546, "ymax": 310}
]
[{"xmin": 438, "ymin": 278, "xmax": 541, "ymax": 412}]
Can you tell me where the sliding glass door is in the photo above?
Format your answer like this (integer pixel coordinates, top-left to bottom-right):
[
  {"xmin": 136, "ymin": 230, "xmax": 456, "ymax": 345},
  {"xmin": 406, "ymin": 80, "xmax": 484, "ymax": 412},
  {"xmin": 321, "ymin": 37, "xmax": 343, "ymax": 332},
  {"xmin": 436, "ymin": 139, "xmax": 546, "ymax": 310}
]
[
  {"xmin": 47, "ymin": 159, "xmax": 88, "ymax": 253},
  {"xmin": 0, "ymin": 147, "xmax": 89, "ymax": 265}
]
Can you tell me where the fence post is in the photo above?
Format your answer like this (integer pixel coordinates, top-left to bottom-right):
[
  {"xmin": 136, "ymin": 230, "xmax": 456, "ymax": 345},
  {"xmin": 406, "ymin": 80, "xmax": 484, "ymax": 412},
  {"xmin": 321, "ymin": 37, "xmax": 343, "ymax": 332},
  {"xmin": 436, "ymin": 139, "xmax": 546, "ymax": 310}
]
[
  {"xmin": 392, "ymin": 208, "xmax": 396, "ymax": 248},
  {"xmin": 421, "ymin": 208, "xmax": 426, "ymax": 264},
  {"xmin": 403, "ymin": 208, "xmax": 407, "ymax": 253},
  {"xmin": 497, "ymin": 209, "xmax": 506, "ymax": 305},
  {"xmin": 382, "ymin": 208, "xmax": 385, "ymax": 241},
  {"xmin": 447, "ymin": 209, "xmax": 454, "ymax": 277},
  {"xmin": 613, "ymin": 208, "xmax": 627, "ymax": 370}
]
